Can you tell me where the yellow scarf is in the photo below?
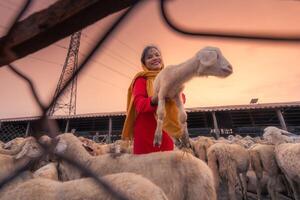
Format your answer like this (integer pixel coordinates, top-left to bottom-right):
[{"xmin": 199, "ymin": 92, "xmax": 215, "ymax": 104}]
[{"xmin": 121, "ymin": 65, "xmax": 182, "ymax": 140}]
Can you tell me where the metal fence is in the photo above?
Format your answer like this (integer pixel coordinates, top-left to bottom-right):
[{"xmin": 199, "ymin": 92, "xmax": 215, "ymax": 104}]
[{"xmin": 1, "ymin": 0, "xmax": 300, "ymax": 199}]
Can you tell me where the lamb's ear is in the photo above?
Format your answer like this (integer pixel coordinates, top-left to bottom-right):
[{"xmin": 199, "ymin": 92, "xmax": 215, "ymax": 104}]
[
  {"xmin": 82, "ymin": 143, "xmax": 93, "ymax": 152},
  {"xmin": 198, "ymin": 50, "xmax": 218, "ymax": 66},
  {"xmin": 55, "ymin": 139, "xmax": 67, "ymax": 154},
  {"xmin": 280, "ymin": 130, "xmax": 295, "ymax": 136},
  {"xmin": 14, "ymin": 144, "xmax": 29, "ymax": 160}
]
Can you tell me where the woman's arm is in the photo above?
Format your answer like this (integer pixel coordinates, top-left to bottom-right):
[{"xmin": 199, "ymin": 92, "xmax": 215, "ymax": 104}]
[{"xmin": 133, "ymin": 77, "xmax": 157, "ymax": 113}]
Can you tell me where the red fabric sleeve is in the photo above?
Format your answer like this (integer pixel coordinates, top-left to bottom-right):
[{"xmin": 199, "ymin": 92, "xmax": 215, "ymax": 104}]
[{"xmin": 133, "ymin": 77, "xmax": 157, "ymax": 114}]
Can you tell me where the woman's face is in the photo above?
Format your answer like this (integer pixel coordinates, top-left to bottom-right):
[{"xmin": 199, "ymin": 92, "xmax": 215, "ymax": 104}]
[{"xmin": 144, "ymin": 48, "xmax": 163, "ymax": 71}]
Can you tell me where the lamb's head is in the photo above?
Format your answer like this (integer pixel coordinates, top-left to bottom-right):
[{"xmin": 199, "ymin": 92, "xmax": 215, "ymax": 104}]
[
  {"xmin": 263, "ymin": 126, "xmax": 294, "ymax": 144},
  {"xmin": 3, "ymin": 137, "xmax": 25, "ymax": 149},
  {"xmin": 14, "ymin": 137, "xmax": 43, "ymax": 159},
  {"xmin": 54, "ymin": 133, "xmax": 89, "ymax": 157},
  {"xmin": 196, "ymin": 46, "xmax": 233, "ymax": 78}
]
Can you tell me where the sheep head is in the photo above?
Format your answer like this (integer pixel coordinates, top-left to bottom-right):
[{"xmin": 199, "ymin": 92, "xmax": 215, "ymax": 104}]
[
  {"xmin": 14, "ymin": 137, "xmax": 43, "ymax": 160},
  {"xmin": 263, "ymin": 126, "xmax": 294, "ymax": 144},
  {"xmin": 54, "ymin": 136, "xmax": 68, "ymax": 154},
  {"xmin": 196, "ymin": 46, "xmax": 233, "ymax": 78},
  {"xmin": 3, "ymin": 137, "xmax": 25, "ymax": 149}
]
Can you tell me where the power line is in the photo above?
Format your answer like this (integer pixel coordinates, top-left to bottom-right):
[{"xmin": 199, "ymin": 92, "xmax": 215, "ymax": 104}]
[
  {"xmin": 91, "ymin": 25, "xmax": 140, "ymax": 55},
  {"xmin": 114, "ymin": 37, "xmax": 139, "ymax": 54},
  {"xmin": 80, "ymin": 38, "xmax": 139, "ymax": 72},
  {"xmin": 0, "ymin": 2, "xmax": 17, "ymax": 11},
  {"xmin": 78, "ymin": 52, "xmax": 132, "ymax": 79},
  {"xmin": 81, "ymin": 33, "xmax": 139, "ymax": 70},
  {"xmin": 28, "ymin": 56, "xmax": 63, "ymax": 66},
  {"xmin": 54, "ymin": 43, "xmax": 132, "ymax": 80},
  {"xmin": 27, "ymin": 54, "xmax": 124, "ymax": 90},
  {"xmin": 3, "ymin": 1, "xmax": 18, "ymax": 7}
]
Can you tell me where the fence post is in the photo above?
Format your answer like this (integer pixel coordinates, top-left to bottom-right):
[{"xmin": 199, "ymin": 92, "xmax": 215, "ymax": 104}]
[
  {"xmin": 212, "ymin": 111, "xmax": 220, "ymax": 138},
  {"xmin": 65, "ymin": 120, "xmax": 70, "ymax": 133},
  {"xmin": 25, "ymin": 122, "xmax": 30, "ymax": 137},
  {"xmin": 276, "ymin": 109, "xmax": 287, "ymax": 131},
  {"xmin": 107, "ymin": 117, "xmax": 112, "ymax": 143}
]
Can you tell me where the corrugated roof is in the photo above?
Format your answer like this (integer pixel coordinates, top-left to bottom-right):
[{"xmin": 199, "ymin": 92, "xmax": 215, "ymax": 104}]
[
  {"xmin": 186, "ymin": 101, "xmax": 300, "ymax": 112},
  {"xmin": 1, "ymin": 101, "xmax": 300, "ymax": 122}
]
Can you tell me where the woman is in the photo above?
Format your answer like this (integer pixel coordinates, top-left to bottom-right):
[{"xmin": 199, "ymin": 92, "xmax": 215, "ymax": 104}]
[{"xmin": 122, "ymin": 45, "xmax": 185, "ymax": 154}]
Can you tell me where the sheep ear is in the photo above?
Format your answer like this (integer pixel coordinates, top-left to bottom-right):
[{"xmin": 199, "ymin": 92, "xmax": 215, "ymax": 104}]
[
  {"xmin": 55, "ymin": 139, "xmax": 67, "ymax": 153},
  {"xmin": 198, "ymin": 50, "xmax": 218, "ymax": 66},
  {"xmin": 280, "ymin": 130, "xmax": 294, "ymax": 136},
  {"xmin": 14, "ymin": 144, "xmax": 29, "ymax": 160}
]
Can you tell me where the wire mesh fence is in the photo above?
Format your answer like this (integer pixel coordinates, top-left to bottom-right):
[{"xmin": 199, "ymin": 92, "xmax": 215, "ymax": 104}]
[
  {"xmin": 0, "ymin": 123, "xmax": 27, "ymax": 142},
  {"xmin": 0, "ymin": 0, "xmax": 300, "ymax": 199}
]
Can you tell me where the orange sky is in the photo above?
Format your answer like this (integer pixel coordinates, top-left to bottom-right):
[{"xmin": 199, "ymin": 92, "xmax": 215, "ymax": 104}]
[{"xmin": 0, "ymin": 0, "xmax": 300, "ymax": 118}]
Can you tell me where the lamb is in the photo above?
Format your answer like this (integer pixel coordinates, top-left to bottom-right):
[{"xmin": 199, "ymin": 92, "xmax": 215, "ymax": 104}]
[
  {"xmin": 78, "ymin": 136, "xmax": 111, "ymax": 156},
  {"xmin": 2, "ymin": 137, "xmax": 25, "ymax": 149},
  {"xmin": 0, "ymin": 137, "xmax": 27, "ymax": 155},
  {"xmin": 55, "ymin": 133, "xmax": 216, "ymax": 200},
  {"xmin": 192, "ymin": 136, "xmax": 215, "ymax": 162},
  {"xmin": 249, "ymin": 143, "xmax": 282, "ymax": 200},
  {"xmin": 263, "ymin": 126, "xmax": 300, "ymax": 200},
  {"xmin": 152, "ymin": 46, "xmax": 233, "ymax": 147},
  {"xmin": 275, "ymin": 143, "xmax": 300, "ymax": 200},
  {"xmin": 0, "ymin": 172, "xmax": 168, "ymax": 200},
  {"xmin": 0, "ymin": 137, "xmax": 43, "ymax": 180},
  {"xmin": 33, "ymin": 162, "xmax": 58, "ymax": 180},
  {"xmin": 207, "ymin": 142, "xmax": 250, "ymax": 200}
]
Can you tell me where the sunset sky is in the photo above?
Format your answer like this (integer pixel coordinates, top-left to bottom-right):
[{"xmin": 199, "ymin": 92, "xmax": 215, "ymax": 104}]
[{"xmin": 0, "ymin": 0, "xmax": 300, "ymax": 119}]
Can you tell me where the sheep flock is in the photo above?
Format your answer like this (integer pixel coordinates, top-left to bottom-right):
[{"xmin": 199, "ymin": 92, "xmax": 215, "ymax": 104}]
[{"xmin": 0, "ymin": 126, "xmax": 299, "ymax": 200}]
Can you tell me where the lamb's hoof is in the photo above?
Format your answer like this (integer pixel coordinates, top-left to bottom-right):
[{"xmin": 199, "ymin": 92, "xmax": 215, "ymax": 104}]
[{"xmin": 153, "ymin": 132, "xmax": 162, "ymax": 147}]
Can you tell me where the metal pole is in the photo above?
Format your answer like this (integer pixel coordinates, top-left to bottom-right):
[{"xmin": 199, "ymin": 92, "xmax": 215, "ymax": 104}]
[
  {"xmin": 276, "ymin": 109, "xmax": 287, "ymax": 131},
  {"xmin": 25, "ymin": 122, "xmax": 30, "ymax": 137},
  {"xmin": 65, "ymin": 120, "xmax": 70, "ymax": 133},
  {"xmin": 107, "ymin": 117, "xmax": 112, "ymax": 143},
  {"xmin": 212, "ymin": 112, "xmax": 220, "ymax": 138}
]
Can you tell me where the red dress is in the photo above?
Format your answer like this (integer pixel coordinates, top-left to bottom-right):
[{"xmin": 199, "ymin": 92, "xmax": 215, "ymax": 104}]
[{"xmin": 133, "ymin": 77, "xmax": 174, "ymax": 154}]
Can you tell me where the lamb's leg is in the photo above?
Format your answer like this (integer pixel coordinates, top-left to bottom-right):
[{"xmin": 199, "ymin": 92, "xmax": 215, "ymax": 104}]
[
  {"xmin": 227, "ymin": 176, "xmax": 238, "ymax": 200},
  {"xmin": 287, "ymin": 178, "xmax": 300, "ymax": 200},
  {"xmin": 267, "ymin": 175, "xmax": 278, "ymax": 200},
  {"xmin": 173, "ymin": 94, "xmax": 190, "ymax": 148},
  {"xmin": 153, "ymin": 97, "xmax": 166, "ymax": 147},
  {"xmin": 255, "ymin": 174, "xmax": 263, "ymax": 200},
  {"xmin": 240, "ymin": 172, "xmax": 248, "ymax": 200},
  {"xmin": 250, "ymin": 151, "xmax": 263, "ymax": 200},
  {"xmin": 281, "ymin": 174, "xmax": 294, "ymax": 198}
]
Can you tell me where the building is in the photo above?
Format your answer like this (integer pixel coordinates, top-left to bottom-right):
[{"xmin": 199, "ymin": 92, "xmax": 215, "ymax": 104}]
[{"xmin": 1, "ymin": 101, "xmax": 300, "ymax": 142}]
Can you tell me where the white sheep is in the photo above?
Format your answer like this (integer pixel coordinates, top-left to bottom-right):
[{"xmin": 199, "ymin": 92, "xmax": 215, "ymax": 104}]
[
  {"xmin": 262, "ymin": 126, "xmax": 300, "ymax": 199},
  {"xmin": 207, "ymin": 142, "xmax": 250, "ymax": 200},
  {"xmin": 55, "ymin": 133, "xmax": 216, "ymax": 200},
  {"xmin": 0, "ymin": 173, "xmax": 168, "ymax": 200},
  {"xmin": 152, "ymin": 46, "xmax": 233, "ymax": 147},
  {"xmin": 249, "ymin": 144, "xmax": 282, "ymax": 200},
  {"xmin": 0, "ymin": 137, "xmax": 27, "ymax": 155},
  {"xmin": 0, "ymin": 137, "xmax": 43, "ymax": 180},
  {"xmin": 275, "ymin": 143, "xmax": 300, "ymax": 200},
  {"xmin": 192, "ymin": 136, "xmax": 215, "ymax": 162},
  {"xmin": 33, "ymin": 162, "xmax": 58, "ymax": 180}
]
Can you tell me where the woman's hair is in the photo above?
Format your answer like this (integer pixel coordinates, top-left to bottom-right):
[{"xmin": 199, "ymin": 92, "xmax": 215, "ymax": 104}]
[{"xmin": 140, "ymin": 45, "xmax": 161, "ymax": 65}]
